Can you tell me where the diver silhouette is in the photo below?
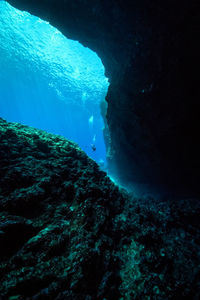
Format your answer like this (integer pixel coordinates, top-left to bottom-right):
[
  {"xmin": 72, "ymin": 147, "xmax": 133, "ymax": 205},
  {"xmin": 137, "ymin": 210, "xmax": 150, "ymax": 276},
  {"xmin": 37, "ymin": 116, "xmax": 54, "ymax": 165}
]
[{"xmin": 91, "ymin": 144, "xmax": 96, "ymax": 151}]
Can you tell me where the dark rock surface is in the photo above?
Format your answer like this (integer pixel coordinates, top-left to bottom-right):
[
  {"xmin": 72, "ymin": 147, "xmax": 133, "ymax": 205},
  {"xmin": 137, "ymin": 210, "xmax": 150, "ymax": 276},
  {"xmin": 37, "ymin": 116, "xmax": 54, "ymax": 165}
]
[
  {"xmin": 0, "ymin": 118, "xmax": 200, "ymax": 299},
  {"xmin": 0, "ymin": 118, "xmax": 125, "ymax": 299},
  {"xmin": 7, "ymin": 0, "xmax": 200, "ymax": 192}
]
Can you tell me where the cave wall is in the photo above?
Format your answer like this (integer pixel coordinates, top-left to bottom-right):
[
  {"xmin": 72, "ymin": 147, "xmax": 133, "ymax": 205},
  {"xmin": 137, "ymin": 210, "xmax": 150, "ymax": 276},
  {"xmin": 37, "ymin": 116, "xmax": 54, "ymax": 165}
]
[{"xmin": 7, "ymin": 0, "xmax": 200, "ymax": 191}]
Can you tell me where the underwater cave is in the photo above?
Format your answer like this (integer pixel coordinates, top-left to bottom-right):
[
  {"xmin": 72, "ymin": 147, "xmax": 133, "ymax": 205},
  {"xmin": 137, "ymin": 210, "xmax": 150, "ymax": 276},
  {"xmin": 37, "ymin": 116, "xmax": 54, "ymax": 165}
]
[
  {"xmin": 0, "ymin": 0, "xmax": 200, "ymax": 299},
  {"xmin": 0, "ymin": 1, "xmax": 109, "ymax": 166}
]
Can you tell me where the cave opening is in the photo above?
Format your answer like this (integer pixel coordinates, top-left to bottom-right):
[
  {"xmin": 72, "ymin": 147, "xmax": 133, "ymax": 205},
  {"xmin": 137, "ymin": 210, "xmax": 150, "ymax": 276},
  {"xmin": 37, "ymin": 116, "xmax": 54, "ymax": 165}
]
[{"xmin": 0, "ymin": 1, "xmax": 109, "ymax": 166}]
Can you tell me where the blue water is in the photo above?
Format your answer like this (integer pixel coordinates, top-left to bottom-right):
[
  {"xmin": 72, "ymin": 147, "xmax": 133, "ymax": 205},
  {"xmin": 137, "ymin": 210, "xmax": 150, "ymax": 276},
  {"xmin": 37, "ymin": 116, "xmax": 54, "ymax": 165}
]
[{"xmin": 0, "ymin": 1, "xmax": 109, "ymax": 165}]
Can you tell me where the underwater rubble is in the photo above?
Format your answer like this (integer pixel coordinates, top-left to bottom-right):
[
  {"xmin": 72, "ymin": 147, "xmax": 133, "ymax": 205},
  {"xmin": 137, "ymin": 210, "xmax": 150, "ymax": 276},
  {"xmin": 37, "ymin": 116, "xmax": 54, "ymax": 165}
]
[{"xmin": 0, "ymin": 118, "xmax": 199, "ymax": 299}]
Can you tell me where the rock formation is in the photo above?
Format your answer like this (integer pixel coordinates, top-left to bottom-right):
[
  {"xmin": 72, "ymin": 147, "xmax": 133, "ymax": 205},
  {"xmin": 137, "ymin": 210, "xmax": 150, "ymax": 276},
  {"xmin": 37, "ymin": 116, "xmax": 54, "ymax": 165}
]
[
  {"xmin": 0, "ymin": 118, "xmax": 199, "ymax": 299},
  {"xmin": 7, "ymin": 0, "xmax": 200, "ymax": 192},
  {"xmin": 1, "ymin": 0, "xmax": 200, "ymax": 298}
]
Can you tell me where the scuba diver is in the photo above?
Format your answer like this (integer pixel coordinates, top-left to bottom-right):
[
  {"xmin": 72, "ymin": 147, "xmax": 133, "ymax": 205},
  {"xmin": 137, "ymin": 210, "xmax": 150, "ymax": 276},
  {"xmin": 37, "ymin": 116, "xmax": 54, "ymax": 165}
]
[
  {"xmin": 91, "ymin": 134, "xmax": 96, "ymax": 151},
  {"xmin": 91, "ymin": 144, "xmax": 96, "ymax": 151}
]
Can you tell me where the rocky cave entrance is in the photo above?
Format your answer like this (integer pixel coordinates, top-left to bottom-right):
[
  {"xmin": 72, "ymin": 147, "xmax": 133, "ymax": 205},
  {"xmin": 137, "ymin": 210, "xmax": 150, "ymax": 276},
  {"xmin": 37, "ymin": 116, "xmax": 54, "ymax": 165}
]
[{"xmin": 0, "ymin": 1, "xmax": 109, "ymax": 167}]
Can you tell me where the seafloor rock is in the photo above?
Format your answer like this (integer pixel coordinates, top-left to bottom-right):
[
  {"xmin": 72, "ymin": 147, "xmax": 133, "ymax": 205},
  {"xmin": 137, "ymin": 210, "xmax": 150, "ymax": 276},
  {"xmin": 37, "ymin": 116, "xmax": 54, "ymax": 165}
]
[
  {"xmin": 7, "ymin": 0, "xmax": 200, "ymax": 192},
  {"xmin": 0, "ymin": 118, "xmax": 125, "ymax": 299},
  {"xmin": 0, "ymin": 118, "xmax": 200, "ymax": 299}
]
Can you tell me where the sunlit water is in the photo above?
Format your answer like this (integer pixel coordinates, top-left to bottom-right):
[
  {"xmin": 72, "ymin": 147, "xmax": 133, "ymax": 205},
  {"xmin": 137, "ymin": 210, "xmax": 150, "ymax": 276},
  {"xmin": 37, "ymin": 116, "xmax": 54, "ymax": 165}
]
[{"xmin": 0, "ymin": 1, "xmax": 109, "ymax": 165}]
